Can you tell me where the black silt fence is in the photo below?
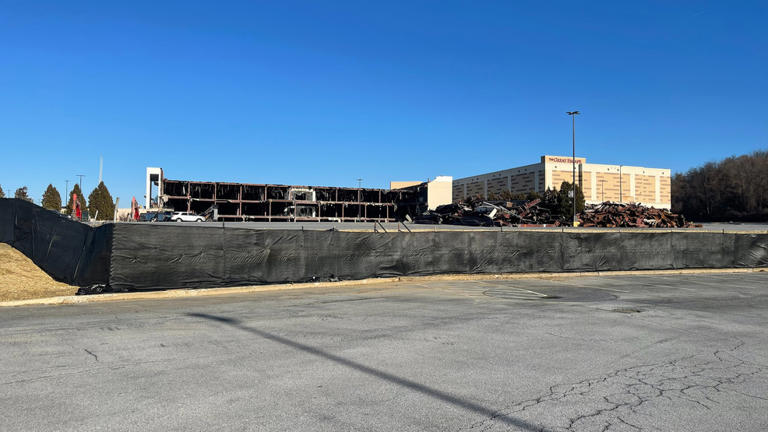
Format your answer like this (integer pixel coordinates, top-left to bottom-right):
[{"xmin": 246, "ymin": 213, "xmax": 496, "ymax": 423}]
[
  {"xmin": 2, "ymin": 198, "xmax": 767, "ymax": 291},
  {"xmin": 0, "ymin": 199, "xmax": 111, "ymax": 286},
  {"xmin": 109, "ymin": 224, "xmax": 768, "ymax": 291}
]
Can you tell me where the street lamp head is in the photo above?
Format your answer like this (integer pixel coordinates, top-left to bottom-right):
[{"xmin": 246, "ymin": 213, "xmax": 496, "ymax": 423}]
[{"xmin": 566, "ymin": 111, "xmax": 580, "ymax": 116}]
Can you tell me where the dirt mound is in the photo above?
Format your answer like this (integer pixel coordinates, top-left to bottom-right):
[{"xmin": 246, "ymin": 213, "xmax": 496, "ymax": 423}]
[{"xmin": 0, "ymin": 243, "xmax": 77, "ymax": 301}]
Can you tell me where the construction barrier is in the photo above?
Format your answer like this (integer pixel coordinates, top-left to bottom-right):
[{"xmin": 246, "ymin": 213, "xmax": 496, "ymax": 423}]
[
  {"xmin": 109, "ymin": 223, "xmax": 768, "ymax": 291},
  {"xmin": 0, "ymin": 198, "xmax": 111, "ymax": 286},
  {"xmin": 2, "ymin": 198, "xmax": 767, "ymax": 291}
]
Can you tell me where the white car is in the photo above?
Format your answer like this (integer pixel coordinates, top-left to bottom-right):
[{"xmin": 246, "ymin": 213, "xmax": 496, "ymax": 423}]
[{"xmin": 169, "ymin": 211, "xmax": 204, "ymax": 222}]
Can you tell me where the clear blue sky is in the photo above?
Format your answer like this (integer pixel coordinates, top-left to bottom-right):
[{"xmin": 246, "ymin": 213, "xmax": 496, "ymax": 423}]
[{"xmin": 1, "ymin": 1, "xmax": 766, "ymax": 203}]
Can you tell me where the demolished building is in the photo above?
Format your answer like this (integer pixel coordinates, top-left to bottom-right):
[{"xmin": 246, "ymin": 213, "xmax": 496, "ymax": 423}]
[{"xmin": 145, "ymin": 167, "xmax": 452, "ymax": 222}]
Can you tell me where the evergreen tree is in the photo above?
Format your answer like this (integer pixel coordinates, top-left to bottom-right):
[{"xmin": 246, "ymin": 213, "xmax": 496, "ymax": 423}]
[
  {"xmin": 41, "ymin": 184, "xmax": 62, "ymax": 211},
  {"xmin": 88, "ymin": 181, "xmax": 115, "ymax": 221},
  {"xmin": 14, "ymin": 186, "xmax": 33, "ymax": 203},
  {"xmin": 65, "ymin": 184, "xmax": 87, "ymax": 216},
  {"xmin": 556, "ymin": 181, "xmax": 585, "ymax": 219},
  {"xmin": 526, "ymin": 191, "xmax": 543, "ymax": 201},
  {"xmin": 0, "ymin": 184, "xmax": 5, "ymax": 198},
  {"xmin": 496, "ymin": 190, "xmax": 543, "ymax": 201}
]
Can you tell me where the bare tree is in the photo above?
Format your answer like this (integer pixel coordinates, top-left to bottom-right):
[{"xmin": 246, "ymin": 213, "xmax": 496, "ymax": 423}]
[{"xmin": 672, "ymin": 150, "xmax": 768, "ymax": 221}]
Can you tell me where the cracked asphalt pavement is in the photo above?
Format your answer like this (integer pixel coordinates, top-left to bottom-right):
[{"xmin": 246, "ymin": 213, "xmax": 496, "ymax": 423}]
[{"xmin": 1, "ymin": 272, "xmax": 767, "ymax": 431}]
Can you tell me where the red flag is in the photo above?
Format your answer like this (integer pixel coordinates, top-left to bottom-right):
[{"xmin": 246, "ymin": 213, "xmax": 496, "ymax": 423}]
[
  {"xmin": 73, "ymin": 193, "xmax": 82, "ymax": 220},
  {"xmin": 131, "ymin": 197, "xmax": 139, "ymax": 221}
]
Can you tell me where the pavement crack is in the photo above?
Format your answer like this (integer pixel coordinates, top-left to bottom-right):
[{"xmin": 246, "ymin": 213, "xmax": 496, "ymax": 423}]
[
  {"xmin": 465, "ymin": 342, "xmax": 766, "ymax": 431},
  {"xmin": 616, "ymin": 416, "xmax": 642, "ymax": 431},
  {"xmin": 83, "ymin": 348, "xmax": 99, "ymax": 362}
]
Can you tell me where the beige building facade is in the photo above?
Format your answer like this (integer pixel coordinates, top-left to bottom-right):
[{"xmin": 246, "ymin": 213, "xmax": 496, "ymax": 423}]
[
  {"xmin": 391, "ymin": 176, "xmax": 454, "ymax": 210},
  {"xmin": 453, "ymin": 155, "xmax": 671, "ymax": 209}
]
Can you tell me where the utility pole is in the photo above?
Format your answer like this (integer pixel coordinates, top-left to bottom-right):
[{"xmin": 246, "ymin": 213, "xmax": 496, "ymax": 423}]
[
  {"xmin": 65, "ymin": 180, "xmax": 70, "ymax": 203},
  {"xmin": 566, "ymin": 111, "xmax": 580, "ymax": 226},
  {"xmin": 76, "ymin": 174, "xmax": 85, "ymax": 192},
  {"xmin": 357, "ymin": 178, "xmax": 363, "ymax": 189}
]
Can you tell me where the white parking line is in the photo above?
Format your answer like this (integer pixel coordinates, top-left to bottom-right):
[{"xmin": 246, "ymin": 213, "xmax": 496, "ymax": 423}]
[
  {"xmin": 477, "ymin": 281, "xmax": 550, "ymax": 297},
  {"xmin": 483, "ymin": 289, "xmax": 548, "ymax": 300},
  {"xmin": 478, "ymin": 281, "xmax": 552, "ymax": 299},
  {"xmin": 534, "ymin": 278, "xmax": 630, "ymax": 293}
]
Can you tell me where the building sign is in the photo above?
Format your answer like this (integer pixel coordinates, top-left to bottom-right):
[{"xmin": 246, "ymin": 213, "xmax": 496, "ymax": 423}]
[{"xmin": 544, "ymin": 156, "xmax": 585, "ymax": 164}]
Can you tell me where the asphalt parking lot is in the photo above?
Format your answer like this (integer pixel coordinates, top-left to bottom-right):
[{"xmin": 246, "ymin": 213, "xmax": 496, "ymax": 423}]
[{"xmin": 1, "ymin": 272, "xmax": 767, "ymax": 431}]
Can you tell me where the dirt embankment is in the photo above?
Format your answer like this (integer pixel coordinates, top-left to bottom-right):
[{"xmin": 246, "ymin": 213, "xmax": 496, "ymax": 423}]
[{"xmin": 0, "ymin": 243, "xmax": 78, "ymax": 301}]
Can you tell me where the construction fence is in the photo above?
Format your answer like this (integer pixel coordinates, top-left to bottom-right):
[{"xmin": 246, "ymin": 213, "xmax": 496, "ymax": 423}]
[{"xmin": 1, "ymin": 198, "xmax": 767, "ymax": 291}]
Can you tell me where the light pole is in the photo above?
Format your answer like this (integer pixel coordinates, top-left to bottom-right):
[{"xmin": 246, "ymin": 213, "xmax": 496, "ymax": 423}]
[
  {"xmin": 566, "ymin": 111, "xmax": 580, "ymax": 226},
  {"xmin": 65, "ymin": 180, "xmax": 70, "ymax": 204}
]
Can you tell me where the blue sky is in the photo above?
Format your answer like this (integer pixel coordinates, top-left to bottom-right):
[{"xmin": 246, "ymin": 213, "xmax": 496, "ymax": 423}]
[{"xmin": 1, "ymin": 1, "xmax": 766, "ymax": 203}]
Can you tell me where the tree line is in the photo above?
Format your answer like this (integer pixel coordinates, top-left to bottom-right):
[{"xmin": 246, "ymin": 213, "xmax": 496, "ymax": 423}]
[
  {"xmin": 0, "ymin": 182, "xmax": 116, "ymax": 221},
  {"xmin": 672, "ymin": 150, "xmax": 768, "ymax": 222}
]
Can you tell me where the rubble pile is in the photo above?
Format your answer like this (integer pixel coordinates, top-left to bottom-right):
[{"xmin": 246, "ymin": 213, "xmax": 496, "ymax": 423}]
[
  {"xmin": 414, "ymin": 197, "xmax": 559, "ymax": 226},
  {"xmin": 415, "ymin": 196, "xmax": 697, "ymax": 228},
  {"xmin": 577, "ymin": 202, "xmax": 694, "ymax": 228}
]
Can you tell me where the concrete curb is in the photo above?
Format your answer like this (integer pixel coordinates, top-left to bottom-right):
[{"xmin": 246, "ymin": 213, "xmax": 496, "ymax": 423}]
[{"xmin": 1, "ymin": 267, "xmax": 764, "ymax": 308}]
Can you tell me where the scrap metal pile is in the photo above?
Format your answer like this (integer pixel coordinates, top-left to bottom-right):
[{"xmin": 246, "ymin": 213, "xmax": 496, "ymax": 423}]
[
  {"xmin": 414, "ymin": 197, "xmax": 559, "ymax": 226},
  {"xmin": 415, "ymin": 197, "xmax": 695, "ymax": 228},
  {"xmin": 577, "ymin": 202, "xmax": 694, "ymax": 228}
]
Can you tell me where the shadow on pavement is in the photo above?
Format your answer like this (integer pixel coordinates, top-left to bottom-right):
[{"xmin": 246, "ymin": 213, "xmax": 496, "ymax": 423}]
[{"xmin": 186, "ymin": 312, "xmax": 541, "ymax": 431}]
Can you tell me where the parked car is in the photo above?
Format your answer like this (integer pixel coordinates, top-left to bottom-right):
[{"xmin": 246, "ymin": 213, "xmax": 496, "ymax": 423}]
[
  {"xmin": 139, "ymin": 212, "xmax": 157, "ymax": 222},
  {"xmin": 169, "ymin": 211, "xmax": 204, "ymax": 222},
  {"xmin": 152, "ymin": 211, "xmax": 174, "ymax": 222}
]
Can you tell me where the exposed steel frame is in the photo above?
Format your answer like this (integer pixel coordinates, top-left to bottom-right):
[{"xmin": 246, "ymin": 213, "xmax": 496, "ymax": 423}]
[{"xmin": 160, "ymin": 178, "xmax": 423, "ymax": 222}]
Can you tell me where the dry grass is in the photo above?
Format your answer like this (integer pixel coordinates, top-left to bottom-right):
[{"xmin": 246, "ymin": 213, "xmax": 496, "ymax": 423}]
[{"xmin": 0, "ymin": 243, "xmax": 78, "ymax": 301}]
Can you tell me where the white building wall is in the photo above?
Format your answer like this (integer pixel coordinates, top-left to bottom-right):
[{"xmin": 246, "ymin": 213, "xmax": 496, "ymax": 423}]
[{"xmin": 145, "ymin": 167, "xmax": 163, "ymax": 209}]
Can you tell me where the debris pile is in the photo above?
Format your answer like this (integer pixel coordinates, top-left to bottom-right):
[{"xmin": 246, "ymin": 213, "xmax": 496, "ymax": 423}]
[
  {"xmin": 577, "ymin": 202, "xmax": 694, "ymax": 228},
  {"xmin": 414, "ymin": 197, "xmax": 559, "ymax": 226},
  {"xmin": 415, "ymin": 196, "xmax": 697, "ymax": 228}
]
